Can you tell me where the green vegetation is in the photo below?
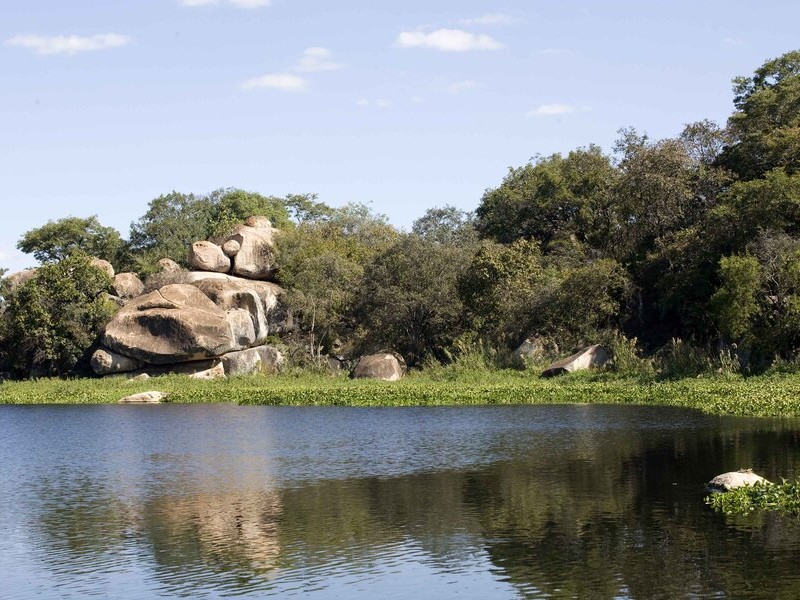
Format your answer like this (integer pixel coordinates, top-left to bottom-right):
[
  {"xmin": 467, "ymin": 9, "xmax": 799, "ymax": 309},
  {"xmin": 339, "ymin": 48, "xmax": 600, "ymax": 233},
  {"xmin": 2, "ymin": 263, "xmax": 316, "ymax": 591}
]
[
  {"xmin": 706, "ymin": 480, "xmax": 800, "ymax": 516},
  {"xmin": 6, "ymin": 369, "xmax": 800, "ymax": 417},
  {"xmin": 4, "ymin": 50, "xmax": 800, "ymax": 384}
]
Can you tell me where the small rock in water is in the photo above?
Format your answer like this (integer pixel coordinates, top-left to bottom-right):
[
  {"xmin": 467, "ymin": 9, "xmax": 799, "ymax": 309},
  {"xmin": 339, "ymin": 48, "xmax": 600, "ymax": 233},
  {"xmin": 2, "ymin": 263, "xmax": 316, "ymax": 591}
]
[
  {"xmin": 118, "ymin": 391, "xmax": 168, "ymax": 404},
  {"xmin": 707, "ymin": 468, "xmax": 770, "ymax": 492}
]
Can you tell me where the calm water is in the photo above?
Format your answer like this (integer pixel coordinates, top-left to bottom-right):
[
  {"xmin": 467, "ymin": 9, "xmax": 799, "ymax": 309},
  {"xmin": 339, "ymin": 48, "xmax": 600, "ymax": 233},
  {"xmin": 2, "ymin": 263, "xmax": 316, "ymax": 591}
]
[{"xmin": 2, "ymin": 404, "xmax": 800, "ymax": 599}]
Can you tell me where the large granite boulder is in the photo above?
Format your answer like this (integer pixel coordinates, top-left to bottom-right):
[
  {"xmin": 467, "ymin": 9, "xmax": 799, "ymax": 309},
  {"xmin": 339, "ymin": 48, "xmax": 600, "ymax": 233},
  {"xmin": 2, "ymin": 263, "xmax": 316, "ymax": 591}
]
[
  {"xmin": 112, "ymin": 272, "xmax": 145, "ymax": 299},
  {"xmin": 222, "ymin": 346, "xmax": 284, "ymax": 376},
  {"xmin": 707, "ymin": 469, "xmax": 770, "ymax": 492},
  {"xmin": 352, "ymin": 352, "xmax": 406, "ymax": 381},
  {"xmin": 91, "ymin": 347, "xmax": 144, "ymax": 375},
  {"xmin": 102, "ymin": 284, "xmax": 235, "ymax": 365},
  {"xmin": 541, "ymin": 345, "xmax": 610, "ymax": 378},
  {"xmin": 90, "ymin": 257, "xmax": 115, "ymax": 279},
  {"xmin": 189, "ymin": 241, "xmax": 230, "ymax": 273},
  {"xmin": 226, "ymin": 221, "xmax": 279, "ymax": 280},
  {"xmin": 192, "ymin": 278, "xmax": 269, "ymax": 344}
]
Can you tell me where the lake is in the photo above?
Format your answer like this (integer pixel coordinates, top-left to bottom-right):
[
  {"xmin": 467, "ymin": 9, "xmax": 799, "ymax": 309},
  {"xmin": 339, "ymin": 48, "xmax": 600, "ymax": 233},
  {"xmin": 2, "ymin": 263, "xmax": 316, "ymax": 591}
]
[{"xmin": 2, "ymin": 404, "xmax": 800, "ymax": 599}]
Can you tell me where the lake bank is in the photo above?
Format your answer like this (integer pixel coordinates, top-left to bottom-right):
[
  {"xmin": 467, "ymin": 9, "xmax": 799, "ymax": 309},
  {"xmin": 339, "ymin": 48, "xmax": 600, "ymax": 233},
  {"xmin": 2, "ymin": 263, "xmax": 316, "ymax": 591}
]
[{"xmin": 4, "ymin": 370, "xmax": 800, "ymax": 417}]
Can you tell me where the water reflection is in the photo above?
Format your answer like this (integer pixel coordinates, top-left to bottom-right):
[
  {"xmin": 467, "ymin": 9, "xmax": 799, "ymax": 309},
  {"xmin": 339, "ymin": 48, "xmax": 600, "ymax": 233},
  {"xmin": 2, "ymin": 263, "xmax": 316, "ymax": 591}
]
[{"xmin": 2, "ymin": 405, "xmax": 800, "ymax": 598}]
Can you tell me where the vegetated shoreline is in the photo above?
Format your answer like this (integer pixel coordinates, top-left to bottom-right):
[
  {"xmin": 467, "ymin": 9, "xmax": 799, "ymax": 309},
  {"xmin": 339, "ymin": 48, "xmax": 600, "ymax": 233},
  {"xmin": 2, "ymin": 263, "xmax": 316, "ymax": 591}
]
[{"xmin": 3, "ymin": 370, "xmax": 800, "ymax": 418}]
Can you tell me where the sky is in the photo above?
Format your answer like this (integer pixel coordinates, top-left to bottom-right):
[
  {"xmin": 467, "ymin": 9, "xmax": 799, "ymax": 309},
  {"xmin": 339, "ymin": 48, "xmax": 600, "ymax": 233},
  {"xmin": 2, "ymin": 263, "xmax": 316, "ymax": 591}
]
[{"xmin": 2, "ymin": 0, "xmax": 799, "ymax": 273}]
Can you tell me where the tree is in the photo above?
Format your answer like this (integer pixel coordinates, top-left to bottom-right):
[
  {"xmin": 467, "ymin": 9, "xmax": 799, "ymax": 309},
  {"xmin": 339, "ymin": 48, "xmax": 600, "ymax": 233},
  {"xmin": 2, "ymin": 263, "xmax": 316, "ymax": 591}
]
[
  {"xmin": 354, "ymin": 234, "xmax": 471, "ymax": 364},
  {"xmin": 127, "ymin": 191, "xmax": 212, "ymax": 274},
  {"xmin": 17, "ymin": 216, "xmax": 124, "ymax": 264},
  {"xmin": 475, "ymin": 145, "xmax": 616, "ymax": 252},
  {"xmin": 710, "ymin": 255, "xmax": 761, "ymax": 343},
  {"xmin": 412, "ymin": 205, "xmax": 477, "ymax": 246},
  {"xmin": 0, "ymin": 252, "xmax": 117, "ymax": 377},
  {"xmin": 276, "ymin": 203, "xmax": 398, "ymax": 357},
  {"xmin": 205, "ymin": 188, "xmax": 293, "ymax": 239},
  {"xmin": 719, "ymin": 50, "xmax": 800, "ymax": 179}
]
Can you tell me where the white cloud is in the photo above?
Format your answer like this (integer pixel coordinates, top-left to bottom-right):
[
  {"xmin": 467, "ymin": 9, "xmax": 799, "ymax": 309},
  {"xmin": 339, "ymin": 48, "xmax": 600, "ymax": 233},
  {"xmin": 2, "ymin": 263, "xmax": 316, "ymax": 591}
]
[
  {"xmin": 526, "ymin": 103, "xmax": 577, "ymax": 117},
  {"xmin": 396, "ymin": 29, "xmax": 503, "ymax": 52},
  {"xmin": 447, "ymin": 80, "xmax": 481, "ymax": 94},
  {"xmin": 242, "ymin": 73, "xmax": 308, "ymax": 91},
  {"xmin": 459, "ymin": 13, "xmax": 517, "ymax": 26},
  {"xmin": 6, "ymin": 33, "xmax": 130, "ymax": 56},
  {"xmin": 411, "ymin": 96, "xmax": 424, "ymax": 103},
  {"xmin": 294, "ymin": 47, "xmax": 343, "ymax": 72},
  {"xmin": 722, "ymin": 36, "xmax": 743, "ymax": 45},
  {"xmin": 181, "ymin": 0, "xmax": 270, "ymax": 8}
]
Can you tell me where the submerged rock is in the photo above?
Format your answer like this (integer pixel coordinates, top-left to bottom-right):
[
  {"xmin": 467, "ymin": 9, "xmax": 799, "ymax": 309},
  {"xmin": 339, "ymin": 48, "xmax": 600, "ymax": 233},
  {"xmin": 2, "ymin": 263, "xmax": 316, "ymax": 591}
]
[
  {"xmin": 118, "ymin": 391, "xmax": 168, "ymax": 404},
  {"xmin": 707, "ymin": 469, "xmax": 771, "ymax": 492}
]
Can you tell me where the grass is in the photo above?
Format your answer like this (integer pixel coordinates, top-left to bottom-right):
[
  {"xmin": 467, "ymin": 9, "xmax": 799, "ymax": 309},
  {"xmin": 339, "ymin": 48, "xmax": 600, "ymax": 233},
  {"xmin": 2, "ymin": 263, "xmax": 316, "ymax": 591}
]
[
  {"xmin": 706, "ymin": 480, "xmax": 800, "ymax": 516},
  {"xmin": 5, "ymin": 368, "xmax": 800, "ymax": 417}
]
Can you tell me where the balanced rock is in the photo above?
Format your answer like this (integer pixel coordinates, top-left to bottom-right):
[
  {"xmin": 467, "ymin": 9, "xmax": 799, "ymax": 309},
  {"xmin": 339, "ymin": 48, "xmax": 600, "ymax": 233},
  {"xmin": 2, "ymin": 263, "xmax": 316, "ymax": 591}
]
[
  {"xmin": 90, "ymin": 257, "xmax": 115, "ymax": 279},
  {"xmin": 118, "ymin": 391, "xmax": 168, "ymax": 404},
  {"xmin": 189, "ymin": 241, "xmax": 230, "ymax": 273},
  {"xmin": 226, "ymin": 221, "xmax": 279, "ymax": 280},
  {"xmin": 112, "ymin": 272, "xmax": 145, "ymax": 299},
  {"xmin": 91, "ymin": 347, "xmax": 144, "ymax": 375},
  {"xmin": 352, "ymin": 352, "xmax": 406, "ymax": 381},
  {"xmin": 707, "ymin": 469, "xmax": 770, "ymax": 492},
  {"xmin": 102, "ymin": 284, "xmax": 235, "ymax": 365},
  {"xmin": 222, "ymin": 346, "xmax": 284, "ymax": 376},
  {"xmin": 222, "ymin": 239, "xmax": 241, "ymax": 257},
  {"xmin": 541, "ymin": 345, "xmax": 609, "ymax": 378}
]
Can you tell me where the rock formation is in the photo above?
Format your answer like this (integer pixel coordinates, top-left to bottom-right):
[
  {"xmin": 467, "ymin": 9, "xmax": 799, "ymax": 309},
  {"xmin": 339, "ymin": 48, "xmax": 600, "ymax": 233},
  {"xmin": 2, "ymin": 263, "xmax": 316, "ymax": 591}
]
[{"xmin": 91, "ymin": 216, "xmax": 286, "ymax": 378}]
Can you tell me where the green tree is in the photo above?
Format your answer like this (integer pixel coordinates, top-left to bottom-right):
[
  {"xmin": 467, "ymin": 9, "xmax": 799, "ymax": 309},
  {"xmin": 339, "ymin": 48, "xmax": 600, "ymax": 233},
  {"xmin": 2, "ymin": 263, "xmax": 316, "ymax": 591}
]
[
  {"xmin": 411, "ymin": 205, "xmax": 477, "ymax": 246},
  {"xmin": 205, "ymin": 188, "xmax": 293, "ymax": 239},
  {"xmin": 720, "ymin": 50, "xmax": 800, "ymax": 180},
  {"xmin": 276, "ymin": 203, "xmax": 398, "ymax": 357},
  {"xmin": 710, "ymin": 255, "xmax": 761, "ymax": 343},
  {"xmin": 127, "ymin": 191, "xmax": 212, "ymax": 274},
  {"xmin": 475, "ymin": 145, "xmax": 616, "ymax": 252},
  {"xmin": 354, "ymin": 234, "xmax": 471, "ymax": 364},
  {"xmin": 0, "ymin": 252, "xmax": 117, "ymax": 377},
  {"xmin": 17, "ymin": 215, "xmax": 124, "ymax": 264}
]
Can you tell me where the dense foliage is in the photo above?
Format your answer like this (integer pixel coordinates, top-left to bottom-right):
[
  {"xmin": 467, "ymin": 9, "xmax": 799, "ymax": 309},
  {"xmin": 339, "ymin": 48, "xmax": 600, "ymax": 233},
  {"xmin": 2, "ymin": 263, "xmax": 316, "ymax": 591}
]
[{"xmin": 4, "ymin": 50, "xmax": 800, "ymax": 378}]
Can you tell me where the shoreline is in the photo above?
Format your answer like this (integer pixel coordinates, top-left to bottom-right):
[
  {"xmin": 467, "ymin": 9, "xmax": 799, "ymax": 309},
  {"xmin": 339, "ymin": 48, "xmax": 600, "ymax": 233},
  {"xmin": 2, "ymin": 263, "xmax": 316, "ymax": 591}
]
[{"xmin": 3, "ymin": 371, "xmax": 800, "ymax": 418}]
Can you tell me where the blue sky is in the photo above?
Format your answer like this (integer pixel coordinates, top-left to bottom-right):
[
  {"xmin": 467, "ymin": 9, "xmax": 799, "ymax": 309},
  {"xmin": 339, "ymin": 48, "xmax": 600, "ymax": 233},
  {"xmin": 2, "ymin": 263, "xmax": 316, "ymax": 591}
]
[{"xmin": 2, "ymin": 0, "xmax": 799, "ymax": 273}]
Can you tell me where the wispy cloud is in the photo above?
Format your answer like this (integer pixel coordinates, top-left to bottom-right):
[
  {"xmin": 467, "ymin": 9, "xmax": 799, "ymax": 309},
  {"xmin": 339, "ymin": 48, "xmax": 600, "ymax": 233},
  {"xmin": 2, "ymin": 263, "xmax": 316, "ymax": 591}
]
[
  {"xmin": 447, "ymin": 80, "xmax": 481, "ymax": 94},
  {"xmin": 396, "ymin": 28, "xmax": 503, "ymax": 52},
  {"xmin": 722, "ymin": 36, "xmax": 743, "ymax": 46},
  {"xmin": 242, "ymin": 73, "xmax": 308, "ymax": 91},
  {"xmin": 526, "ymin": 103, "xmax": 579, "ymax": 117},
  {"xmin": 294, "ymin": 47, "xmax": 343, "ymax": 72},
  {"xmin": 356, "ymin": 98, "xmax": 393, "ymax": 108},
  {"xmin": 6, "ymin": 33, "xmax": 130, "ymax": 56},
  {"xmin": 181, "ymin": 0, "xmax": 270, "ymax": 7},
  {"xmin": 458, "ymin": 13, "xmax": 517, "ymax": 26}
]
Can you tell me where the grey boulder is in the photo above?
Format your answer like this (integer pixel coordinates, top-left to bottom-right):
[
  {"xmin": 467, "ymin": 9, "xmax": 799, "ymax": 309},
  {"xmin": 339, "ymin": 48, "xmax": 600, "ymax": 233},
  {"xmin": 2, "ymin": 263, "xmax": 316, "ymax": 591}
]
[
  {"xmin": 112, "ymin": 272, "xmax": 145, "ymax": 299},
  {"xmin": 102, "ymin": 284, "xmax": 235, "ymax": 365},
  {"xmin": 541, "ymin": 345, "xmax": 609, "ymax": 377},
  {"xmin": 352, "ymin": 352, "xmax": 406, "ymax": 381},
  {"xmin": 707, "ymin": 469, "xmax": 770, "ymax": 492}
]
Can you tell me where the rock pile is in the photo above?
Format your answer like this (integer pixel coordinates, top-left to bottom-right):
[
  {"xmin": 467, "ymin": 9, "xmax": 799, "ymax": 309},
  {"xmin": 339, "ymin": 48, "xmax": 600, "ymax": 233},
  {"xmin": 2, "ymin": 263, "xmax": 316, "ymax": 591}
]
[{"xmin": 90, "ymin": 217, "xmax": 285, "ymax": 378}]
